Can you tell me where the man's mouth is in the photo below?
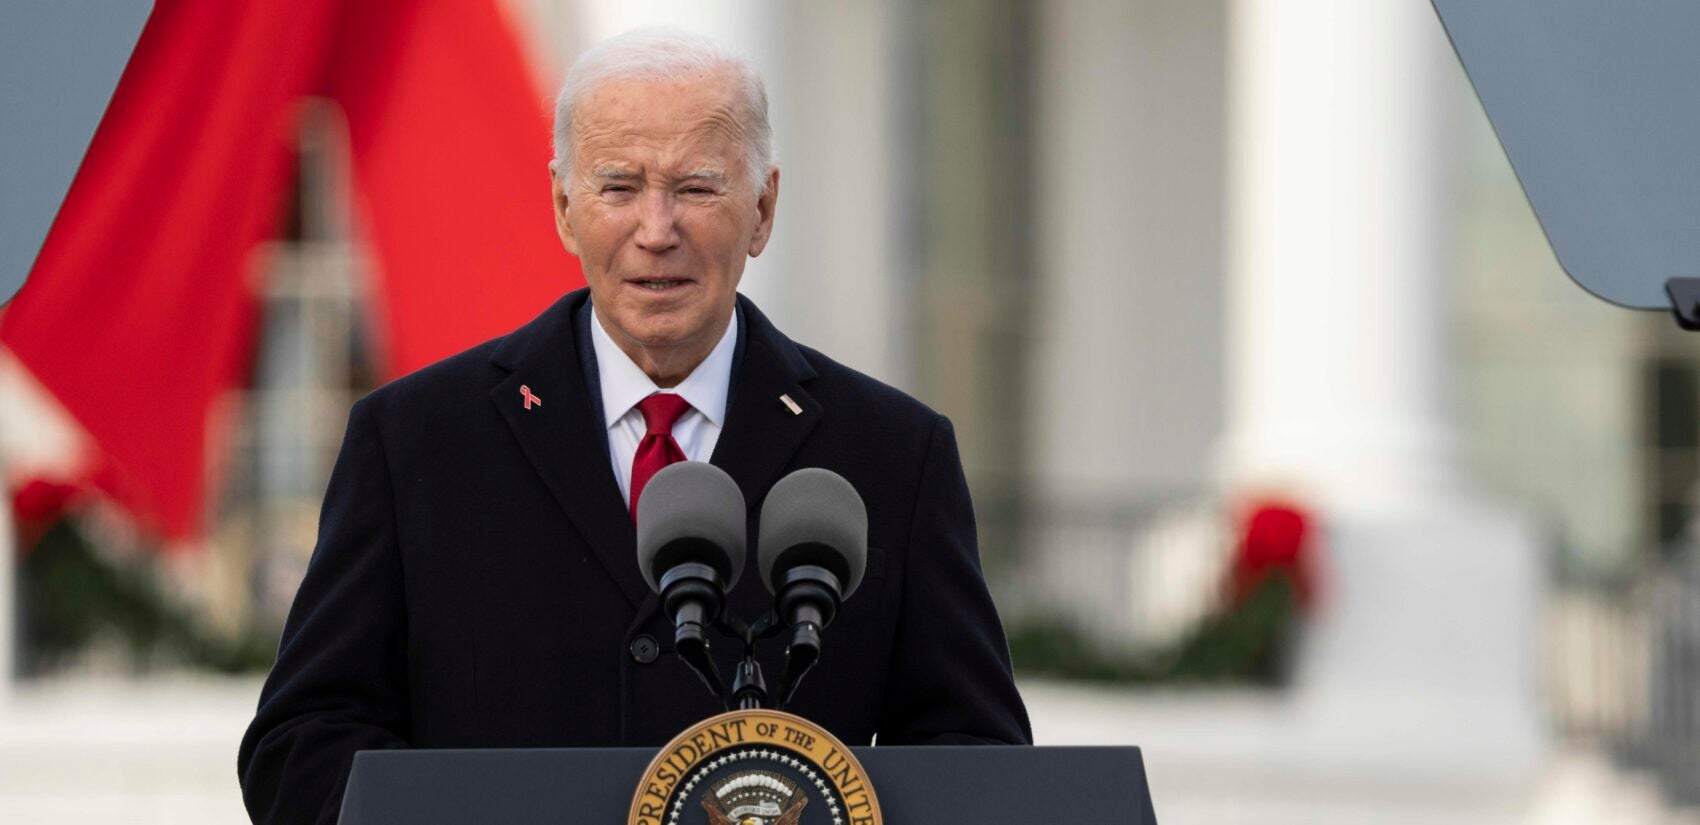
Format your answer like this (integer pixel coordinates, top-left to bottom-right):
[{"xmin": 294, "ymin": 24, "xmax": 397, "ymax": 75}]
[{"xmin": 630, "ymin": 278, "xmax": 690, "ymax": 291}]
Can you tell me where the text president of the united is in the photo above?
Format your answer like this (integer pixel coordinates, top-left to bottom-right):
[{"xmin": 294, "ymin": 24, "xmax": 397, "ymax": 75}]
[{"xmin": 238, "ymin": 27, "xmax": 1031, "ymax": 824}]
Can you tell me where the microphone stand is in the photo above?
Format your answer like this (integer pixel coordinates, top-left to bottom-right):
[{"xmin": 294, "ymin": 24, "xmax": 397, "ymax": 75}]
[
  {"xmin": 774, "ymin": 623, "xmax": 821, "ymax": 709},
  {"xmin": 697, "ymin": 612, "xmax": 810, "ymax": 711},
  {"xmin": 671, "ymin": 573, "xmax": 841, "ymax": 712}
]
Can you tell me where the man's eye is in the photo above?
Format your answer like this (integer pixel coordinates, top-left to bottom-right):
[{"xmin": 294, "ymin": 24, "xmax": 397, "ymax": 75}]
[{"xmin": 682, "ymin": 186, "xmax": 715, "ymax": 196}]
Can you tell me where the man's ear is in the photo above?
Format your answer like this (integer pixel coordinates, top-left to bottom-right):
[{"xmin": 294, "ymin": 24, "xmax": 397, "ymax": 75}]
[
  {"xmin": 748, "ymin": 167, "xmax": 780, "ymax": 258},
  {"xmin": 550, "ymin": 160, "xmax": 579, "ymax": 256}
]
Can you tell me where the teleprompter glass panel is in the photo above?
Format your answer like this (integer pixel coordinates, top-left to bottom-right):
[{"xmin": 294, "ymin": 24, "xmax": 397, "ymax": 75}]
[{"xmin": 1433, "ymin": 0, "xmax": 1700, "ymax": 310}]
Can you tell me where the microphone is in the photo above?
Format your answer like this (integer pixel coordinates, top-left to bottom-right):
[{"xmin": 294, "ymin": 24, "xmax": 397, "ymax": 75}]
[
  {"xmin": 757, "ymin": 468, "xmax": 867, "ymax": 706},
  {"xmin": 636, "ymin": 461, "xmax": 746, "ymax": 704}
]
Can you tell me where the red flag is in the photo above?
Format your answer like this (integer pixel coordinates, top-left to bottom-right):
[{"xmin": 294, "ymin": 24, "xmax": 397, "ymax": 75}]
[
  {"xmin": 1, "ymin": 0, "xmax": 580, "ymax": 543},
  {"xmin": 330, "ymin": 1, "xmax": 574, "ymax": 377}
]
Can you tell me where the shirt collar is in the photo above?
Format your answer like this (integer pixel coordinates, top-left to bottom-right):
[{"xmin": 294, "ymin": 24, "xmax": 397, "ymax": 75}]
[{"xmin": 588, "ymin": 302, "xmax": 737, "ymax": 430}]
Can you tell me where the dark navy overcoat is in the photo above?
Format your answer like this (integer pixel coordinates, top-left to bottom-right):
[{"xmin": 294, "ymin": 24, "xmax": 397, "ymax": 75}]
[{"xmin": 238, "ymin": 288, "xmax": 1031, "ymax": 824}]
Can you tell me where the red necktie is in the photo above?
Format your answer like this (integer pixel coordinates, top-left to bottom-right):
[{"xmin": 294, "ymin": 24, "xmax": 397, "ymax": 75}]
[{"xmin": 629, "ymin": 393, "xmax": 694, "ymax": 522}]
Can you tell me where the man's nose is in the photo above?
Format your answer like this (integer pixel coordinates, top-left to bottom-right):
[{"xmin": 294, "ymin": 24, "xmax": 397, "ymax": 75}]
[{"xmin": 633, "ymin": 190, "xmax": 681, "ymax": 252}]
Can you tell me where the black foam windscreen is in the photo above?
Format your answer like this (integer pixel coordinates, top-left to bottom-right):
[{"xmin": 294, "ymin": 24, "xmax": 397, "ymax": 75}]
[
  {"xmin": 635, "ymin": 461, "xmax": 747, "ymax": 592},
  {"xmin": 757, "ymin": 468, "xmax": 868, "ymax": 598}
]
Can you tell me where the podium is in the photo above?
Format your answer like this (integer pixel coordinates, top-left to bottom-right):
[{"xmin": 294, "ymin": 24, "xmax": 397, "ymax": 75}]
[{"xmin": 339, "ymin": 745, "xmax": 1158, "ymax": 823}]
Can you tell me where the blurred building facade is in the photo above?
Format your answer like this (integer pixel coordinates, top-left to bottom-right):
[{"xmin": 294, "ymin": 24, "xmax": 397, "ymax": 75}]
[{"xmin": 9, "ymin": 0, "xmax": 1700, "ymax": 820}]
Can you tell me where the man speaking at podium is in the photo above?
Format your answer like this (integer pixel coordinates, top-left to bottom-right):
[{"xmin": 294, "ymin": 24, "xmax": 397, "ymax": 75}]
[{"xmin": 239, "ymin": 27, "xmax": 1030, "ymax": 824}]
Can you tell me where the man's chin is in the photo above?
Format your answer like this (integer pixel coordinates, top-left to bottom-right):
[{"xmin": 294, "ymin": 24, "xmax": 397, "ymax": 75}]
[{"xmin": 610, "ymin": 317, "xmax": 699, "ymax": 351}]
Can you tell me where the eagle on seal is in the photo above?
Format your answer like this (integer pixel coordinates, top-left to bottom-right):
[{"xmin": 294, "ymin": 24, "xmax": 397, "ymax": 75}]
[{"xmin": 701, "ymin": 770, "xmax": 809, "ymax": 825}]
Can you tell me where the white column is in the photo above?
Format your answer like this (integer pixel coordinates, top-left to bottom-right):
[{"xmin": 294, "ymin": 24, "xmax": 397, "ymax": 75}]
[
  {"xmin": 771, "ymin": 1, "xmax": 906, "ymax": 385},
  {"xmin": 1023, "ymin": 0, "xmax": 1228, "ymax": 645},
  {"xmin": 1029, "ymin": 0, "xmax": 1226, "ymax": 501},
  {"xmin": 1221, "ymin": 0, "xmax": 1545, "ymax": 778},
  {"xmin": 1220, "ymin": 0, "xmax": 1460, "ymax": 518}
]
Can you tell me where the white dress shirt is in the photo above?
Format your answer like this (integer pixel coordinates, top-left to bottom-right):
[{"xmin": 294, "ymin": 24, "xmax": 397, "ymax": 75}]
[{"xmin": 590, "ymin": 303, "xmax": 738, "ymax": 507}]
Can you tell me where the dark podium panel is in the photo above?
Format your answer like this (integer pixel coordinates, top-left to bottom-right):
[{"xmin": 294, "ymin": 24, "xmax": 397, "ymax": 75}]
[{"xmin": 339, "ymin": 746, "xmax": 1157, "ymax": 824}]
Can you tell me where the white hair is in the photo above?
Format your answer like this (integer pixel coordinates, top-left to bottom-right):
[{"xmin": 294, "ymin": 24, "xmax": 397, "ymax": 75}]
[{"xmin": 553, "ymin": 27, "xmax": 775, "ymax": 194}]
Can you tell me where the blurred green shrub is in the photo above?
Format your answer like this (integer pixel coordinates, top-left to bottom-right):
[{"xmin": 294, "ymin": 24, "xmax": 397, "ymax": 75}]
[
  {"xmin": 18, "ymin": 519, "xmax": 276, "ymax": 676},
  {"xmin": 1008, "ymin": 573, "xmax": 1301, "ymax": 686}
]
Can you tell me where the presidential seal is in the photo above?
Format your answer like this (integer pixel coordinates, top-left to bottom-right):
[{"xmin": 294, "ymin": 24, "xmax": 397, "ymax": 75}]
[{"xmin": 628, "ymin": 709, "xmax": 882, "ymax": 825}]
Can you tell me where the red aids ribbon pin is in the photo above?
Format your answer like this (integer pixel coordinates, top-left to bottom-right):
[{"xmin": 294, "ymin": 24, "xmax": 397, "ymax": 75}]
[{"xmin": 520, "ymin": 385, "xmax": 542, "ymax": 410}]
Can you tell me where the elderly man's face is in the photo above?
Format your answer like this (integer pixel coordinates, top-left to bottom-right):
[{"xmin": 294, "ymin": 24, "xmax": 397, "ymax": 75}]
[{"xmin": 552, "ymin": 70, "xmax": 777, "ymax": 375}]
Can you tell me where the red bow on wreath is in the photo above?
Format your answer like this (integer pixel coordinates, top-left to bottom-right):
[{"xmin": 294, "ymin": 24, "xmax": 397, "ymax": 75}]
[{"xmin": 1226, "ymin": 499, "xmax": 1318, "ymax": 613}]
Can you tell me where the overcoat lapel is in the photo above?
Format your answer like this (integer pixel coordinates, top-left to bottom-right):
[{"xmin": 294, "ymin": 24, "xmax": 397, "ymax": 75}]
[
  {"xmin": 488, "ymin": 291, "xmax": 649, "ymax": 610},
  {"xmin": 711, "ymin": 295, "xmax": 821, "ymax": 514},
  {"xmin": 485, "ymin": 290, "xmax": 822, "ymax": 618}
]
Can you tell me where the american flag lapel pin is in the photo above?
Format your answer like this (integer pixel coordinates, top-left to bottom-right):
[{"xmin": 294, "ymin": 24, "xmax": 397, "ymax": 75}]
[
  {"xmin": 520, "ymin": 384, "xmax": 543, "ymax": 410},
  {"xmin": 779, "ymin": 393, "xmax": 802, "ymax": 416}
]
